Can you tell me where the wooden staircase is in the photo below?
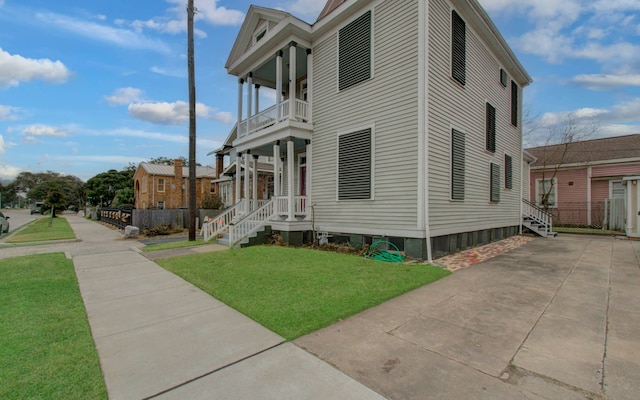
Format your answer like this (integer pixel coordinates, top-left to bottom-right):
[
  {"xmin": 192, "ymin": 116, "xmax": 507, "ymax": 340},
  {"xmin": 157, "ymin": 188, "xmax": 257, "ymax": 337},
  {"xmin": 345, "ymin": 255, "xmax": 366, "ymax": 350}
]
[{"xmin": 522, "ymin": 199, "xmax": 557, "ymax": 238}]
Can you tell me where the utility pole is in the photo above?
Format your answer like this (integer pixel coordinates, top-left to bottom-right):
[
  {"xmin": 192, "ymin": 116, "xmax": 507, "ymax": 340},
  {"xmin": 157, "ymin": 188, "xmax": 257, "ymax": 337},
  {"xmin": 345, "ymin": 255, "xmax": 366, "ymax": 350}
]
[{"xmin": 187, "ymin": 0, "xmax": 197, "ymax": 241}]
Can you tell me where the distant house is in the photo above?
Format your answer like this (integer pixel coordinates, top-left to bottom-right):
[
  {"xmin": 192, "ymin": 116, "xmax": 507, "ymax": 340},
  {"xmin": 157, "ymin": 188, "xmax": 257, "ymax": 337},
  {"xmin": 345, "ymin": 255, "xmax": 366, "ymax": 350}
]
[
  {"xmin": 133, "ymin": 159, "xmax": 217, "ymax": 210},
  {"xmin": 527, "ymin": 134, "xmax": 640, "ymax": 236},
  {"xmin": 206, "ymin": 0, "xmax": 532, "ymax": 260}
]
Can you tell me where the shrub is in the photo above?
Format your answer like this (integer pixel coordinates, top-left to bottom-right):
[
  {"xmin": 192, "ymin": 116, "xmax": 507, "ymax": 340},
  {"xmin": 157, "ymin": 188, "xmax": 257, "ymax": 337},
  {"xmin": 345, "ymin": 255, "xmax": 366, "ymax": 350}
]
[{"xmin": 201, "ymin": 194, "xmax": 223, "ymax": 209}]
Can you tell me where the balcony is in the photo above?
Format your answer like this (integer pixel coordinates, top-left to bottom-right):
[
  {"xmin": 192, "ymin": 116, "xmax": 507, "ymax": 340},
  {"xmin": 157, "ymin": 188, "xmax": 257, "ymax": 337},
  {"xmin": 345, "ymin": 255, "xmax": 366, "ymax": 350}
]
[{"xmin": 238, "ymin": 99, "xmax": 310, "ymax": 139}]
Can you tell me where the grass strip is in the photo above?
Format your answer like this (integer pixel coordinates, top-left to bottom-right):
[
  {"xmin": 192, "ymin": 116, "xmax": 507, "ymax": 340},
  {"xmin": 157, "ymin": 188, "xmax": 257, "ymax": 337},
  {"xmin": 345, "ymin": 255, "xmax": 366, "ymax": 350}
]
[
  {"xmin": 143, "ymin": 238, "xmax": 208, "ymax": 252},
  {"xmin": 6, "ymin": 217, "xmax": 76, "ymax": 243},
  {"xmin": 0, "ymin": 253, "xmax": 106, "ymax": 399},
  {"xmin": 158, "ymin": 246, "xmax": 450, "ymax": 340}
]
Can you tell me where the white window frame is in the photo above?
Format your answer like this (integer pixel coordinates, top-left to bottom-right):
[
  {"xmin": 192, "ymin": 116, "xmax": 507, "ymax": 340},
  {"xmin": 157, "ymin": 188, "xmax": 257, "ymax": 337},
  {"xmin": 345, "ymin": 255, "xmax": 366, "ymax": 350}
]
[
  {"xmin": 297, "ymin": 153, "xmax": 307, "ymax": 196},
  {"xmin": 157, "ymin": 178, "xmax": 165, "ymax": 193},
  {"xmin": 336, "ymin": 124, "xmax": 375, "ymax": 201},
  {"xmin": 157, "ymin": 201, "xmax": 165, "ymax": 210},
  {"xmin": 535, "ymin": 178, "xmax": 557, "ymax": 208},
  {"xmin": 610, "ymin": 180, "xmax": 625, "ymax": 198}
]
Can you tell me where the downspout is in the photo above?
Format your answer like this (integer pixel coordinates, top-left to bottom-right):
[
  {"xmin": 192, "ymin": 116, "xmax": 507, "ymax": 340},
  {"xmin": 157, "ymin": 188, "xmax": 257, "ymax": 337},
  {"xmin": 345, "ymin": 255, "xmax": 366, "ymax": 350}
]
[{"xmin": 418, "ymin": 0, "xmax": 432, "ymax": 262}]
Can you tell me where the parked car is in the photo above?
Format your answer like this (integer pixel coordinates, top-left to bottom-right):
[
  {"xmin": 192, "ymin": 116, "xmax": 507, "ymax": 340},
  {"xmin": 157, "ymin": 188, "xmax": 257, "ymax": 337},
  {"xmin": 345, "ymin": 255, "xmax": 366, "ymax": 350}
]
[
  {"xmin": 0, "ymin": 211, "xmax": 9, "ymax": 234},
  {"xmin": 31, "ymin": 201, "xmax": 44, "ymax": 214}
]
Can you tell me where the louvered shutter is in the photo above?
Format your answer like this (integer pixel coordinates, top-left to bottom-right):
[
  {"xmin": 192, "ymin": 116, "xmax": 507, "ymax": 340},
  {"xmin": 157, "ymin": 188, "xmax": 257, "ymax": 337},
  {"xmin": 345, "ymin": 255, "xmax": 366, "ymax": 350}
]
[
  {"xmin": 490, "ymin": 163, "xmax": 500, "ymax": 202},
  {"xmin": 451, "ymin": 129, "xmax": 465, "ymax": 200},
  {"xmin": 338, "ymin": 129, "xmax": 371, "ymax": 200},
  {"xmin": 486, "ymin": 103, "xmax": 496, "ymax": 153},
  {"xmin": 339, "ymin": 11, "xmax": 371, "ymax": 91},
  {"xmin": 511, "ymin": 81, "xmax": 518, "ymax": 126},
  {"xmin": 505, "ymin": 155, "xmax": 513, "ymax": 189},
  {"xmin": 451, "ymin": 11, "xmax": 466, "ymax": 85}
]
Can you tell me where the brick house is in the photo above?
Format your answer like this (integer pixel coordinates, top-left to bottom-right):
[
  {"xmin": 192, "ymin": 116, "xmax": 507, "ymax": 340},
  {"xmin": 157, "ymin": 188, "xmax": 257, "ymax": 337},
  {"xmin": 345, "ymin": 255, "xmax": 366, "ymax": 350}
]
[
  {"xmin": 527, "ymin": 134, "xmax": 640, "ymax": 233},
  {"xmin": 133, "ymin": 159, "xmax": 217, "ymax": 210}
]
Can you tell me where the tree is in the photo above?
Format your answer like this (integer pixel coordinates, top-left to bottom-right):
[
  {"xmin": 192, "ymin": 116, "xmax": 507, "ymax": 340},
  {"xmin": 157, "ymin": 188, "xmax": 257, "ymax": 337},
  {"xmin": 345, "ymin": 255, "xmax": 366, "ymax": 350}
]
[
  {"xmin": 147, "ymin": 156, "xmax": 201, "ymax": 167},
  {"xmin": 112, "ymin": 187, "xmax": 134, "ymax": 207},
  {"xmin": 0, "ymin": 182, "xmax": 18, "ymax": 208},
  {"xmin": 25, "ymin": 173, "xmax": 84, "ymax": 209},
  {"xmin": 526, "ymin": 111, "xmax": 599, "ymax": 211},
  {"xmin": 85, "ymin": 168, "xmax": 135, "ymax": 207},
  {"xmin": 44, "ymin": 189, "xmax": 67, "ymax": 217}
]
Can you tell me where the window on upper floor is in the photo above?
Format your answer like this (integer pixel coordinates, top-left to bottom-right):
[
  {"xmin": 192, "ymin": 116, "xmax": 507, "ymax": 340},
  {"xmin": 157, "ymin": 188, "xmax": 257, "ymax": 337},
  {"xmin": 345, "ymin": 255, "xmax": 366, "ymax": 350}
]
[
  {"xmin": 486, "ymin": 103, "xmax": 496, "ymax": 153},
  {"xmin": 500, "ymin": 68, "xmax": 507, "ymax": 87},
  {"xmin": 451, "ymin": 10, "xmax": 466, "ymax": 86},
  {"xmin": 157, "ymin": 178, "xmax": 165, "ymax": 192},
  {"xmin": 490, "ymin": 163, "xmax": 501, "ymax": 202},
  {"xmin": 338, "ymin": 11, "xmax": 372, "ymax": 91},
  {"xmin": 210, "ymin": 182, "xmax": 216, "ymax": 194},
  {"xmin": 536, "ymin": 178, "xmax": 557, "ymax": 208},
  {"xmin": 511, "ymin": 81, "xmax": 519, "ymax": 126},
  {"xmin": 451, "ymin": 129, "xmax": 465, "ymax": 200},
  {"xmin": 338, "ymin": 128, "xmax": 372, "ymax": 200}
]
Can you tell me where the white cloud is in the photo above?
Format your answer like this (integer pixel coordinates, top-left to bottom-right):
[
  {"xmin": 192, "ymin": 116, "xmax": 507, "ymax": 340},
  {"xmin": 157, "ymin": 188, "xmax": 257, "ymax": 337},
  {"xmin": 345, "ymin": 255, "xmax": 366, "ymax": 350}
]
[
  {"xmin": 150, "ymin": 66, "xmax": 186, "ymax": 78},
  {"xmin": 572, "ymin": 74, "xmax": 640, "ymax": 90},
  {"xmin": 0, "ymin": 134, "xmax": 5, "ymax": 154},
  {"xmin": 128, "ymin": 0, "xmax": 244, "ymax": 38},
  {"xmin": 22, "ymin": 125, "xmax": 68, "ymax": 137},
  {"xmin": 283, "ymin": 0, "xmax": 326, "ymax": 21},
  {"xmin": 0, "ymin": 164, "xmax": 22, "ymax": 180},
  {"xmin": 0, "ymin": 105, "xmax": 21, "ymax": 121},
  {"xmin": 104, "ymin": 87, "xmax": 144, "ymax": 105},
  {"xmin": 0, "ymin": 48, "xmax": 71, "ymax": 88},
  {"xmin": 96, "ymin": 14, "xmax": 107, "ymax": 21},
  {"xmin": 128, "ymin": 101, "xmax": 234, "ymax": 125},
  {"xmin": 36, "ymin": 13, "xmax": 171, "ymax": 53}
]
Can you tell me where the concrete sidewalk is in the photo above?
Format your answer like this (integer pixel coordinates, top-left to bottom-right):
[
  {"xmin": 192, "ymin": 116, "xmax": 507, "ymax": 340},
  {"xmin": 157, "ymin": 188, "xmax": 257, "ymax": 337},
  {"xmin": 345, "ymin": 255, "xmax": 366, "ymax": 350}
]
[
  {"xmin": 6, "ymin": 215, "xmax": 385, "ymax": 399},
  {"xmin": 296, "ymin": 234, "xmax": 640, "ymax": 400}
]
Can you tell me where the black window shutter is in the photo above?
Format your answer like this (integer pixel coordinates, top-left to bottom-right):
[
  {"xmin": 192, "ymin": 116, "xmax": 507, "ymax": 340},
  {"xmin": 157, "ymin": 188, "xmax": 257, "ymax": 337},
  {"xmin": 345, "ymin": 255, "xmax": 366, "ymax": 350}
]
[
  {"xmin": 338, "ymin": 129, "xmax": 371, "ymax": 200},
  {"xmin": 511, "ymin": 81, "xmax": 518, "ymax": 126},
  {"xmin": 451, "ymin": 129, "xmax": 465, "ymax": 200},
  {"xmin": 339, "ymin": 11, "xmax": 371, "ymax": 91},
  {"xmin": 486, "ymin": 103, "xmax": 496, "ymax": 153},
  {"xmin": 490, "ymin": 163, "xmax": 500, "ymax": 202},
  {"xmin": 451, "ymin": 11, "xmax": 466, "ymax": 85},
  {"xmin": 500, "ymin": 69, "xmax": 507, "ymax": 87},
  {"xmin": 505, "ymin": 154, "xmax": 513, "ymax": 189}
]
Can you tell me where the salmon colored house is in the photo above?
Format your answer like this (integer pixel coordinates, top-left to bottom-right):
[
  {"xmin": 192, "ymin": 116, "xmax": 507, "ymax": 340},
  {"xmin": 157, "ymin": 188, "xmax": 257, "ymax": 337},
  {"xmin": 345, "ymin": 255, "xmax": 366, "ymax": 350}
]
[{"xmin": 527, "ymin": 134, "xmax": 640, "ymax": 235}]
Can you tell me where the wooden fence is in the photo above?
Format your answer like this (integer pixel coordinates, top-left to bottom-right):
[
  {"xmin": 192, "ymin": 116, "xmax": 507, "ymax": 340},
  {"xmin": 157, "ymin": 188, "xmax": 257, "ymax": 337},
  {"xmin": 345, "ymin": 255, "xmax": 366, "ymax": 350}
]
[{"xmin": 100, "ymin": 208, "xmax": 226, "ymax": 231}]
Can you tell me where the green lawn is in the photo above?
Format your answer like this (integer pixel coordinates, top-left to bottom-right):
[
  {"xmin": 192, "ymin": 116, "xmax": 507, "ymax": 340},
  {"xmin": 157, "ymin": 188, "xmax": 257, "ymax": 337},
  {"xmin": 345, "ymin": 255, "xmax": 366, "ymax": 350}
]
[
  {"xmin": 6, "ymin": 217, "xmax": 76, "ymax": 243},
  {"xmin": 0, "ymin": 253, "xmax": 106, "ymax": 400},
  {"xmin": 143, "ymin": 238, "xmax": 208, "ymax": 252},
  {"xmin": 158, "ymin": 246, "xmax": 450, "ymax": 340},
  {"xmin": 554, "ymin": 226, "xmax": 625, "ymax": 235}
]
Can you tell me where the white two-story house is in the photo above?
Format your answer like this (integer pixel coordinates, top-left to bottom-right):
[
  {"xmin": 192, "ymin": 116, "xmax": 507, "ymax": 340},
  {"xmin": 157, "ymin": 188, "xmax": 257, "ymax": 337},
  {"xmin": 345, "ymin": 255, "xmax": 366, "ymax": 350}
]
[{"xmin": 207, "ymin": 0, "xmax": 532, "ymax": 261}]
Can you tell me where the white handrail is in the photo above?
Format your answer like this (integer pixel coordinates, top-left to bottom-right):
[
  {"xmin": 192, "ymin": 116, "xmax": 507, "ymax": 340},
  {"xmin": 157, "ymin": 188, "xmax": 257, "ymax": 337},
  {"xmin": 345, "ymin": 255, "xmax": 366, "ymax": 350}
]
[
  {"xmin": 229, "ymin": 199, "xmax": 277, "ymax": 246},
  {"xmin": 274, "ymin": 195, "xmax": 308, "ymax": 217},
  {"xmin": 522, "ymin": 199, "xmax": 553, "ymax": 234},
  {"xmin": 236, "ymin": 99, "xmax": 310, "ymax": 138},
  {"xmin": 202, "ymin": 200, "xmax": 246, "ymax": 242}
]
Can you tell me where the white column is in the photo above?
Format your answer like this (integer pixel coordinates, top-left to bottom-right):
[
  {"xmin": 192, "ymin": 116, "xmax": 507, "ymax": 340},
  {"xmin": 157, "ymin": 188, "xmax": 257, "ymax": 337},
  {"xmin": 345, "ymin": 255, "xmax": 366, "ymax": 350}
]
[
  {"xmin": 252, "ymin": 155, "xmax": 258, "ymax": 203},
  {"xmin": 254, "ymin": 84, "xmax": 260, "ymax": 115},
  {"xmin": 246, "ymin": 73, "xmax": 253, "ymax": 123},
  {"xmin": 306, "ymin": 48, "xmax": 313, "ymax": 122},
  {"xmin": 273, "ymin": 142, "xmax": 280, "ymax": 201},
  {"xmin": 235, "ymin": 155, "xmax": 241, "ymax": 204},
  {"xmin": 237, "ymin": 78, "xmax": 243, "ymax": 135},
  {"xmin": 288, "ymin": 42, "xmax": 297, "ymax": 120},
  {"xmin": 244, "ymin": 152, "xmax": 250, "ymax": 210},
  {"xmin": 287, "ymin": 140, "xmax": 295, "ymax": 221},
  {"xmin": 305, "ymin": 141, "xmax": 312, "ymax": 219},
  {"xmin": 276, "ymin": 51, "xmax": 283, "ymax": 122}
]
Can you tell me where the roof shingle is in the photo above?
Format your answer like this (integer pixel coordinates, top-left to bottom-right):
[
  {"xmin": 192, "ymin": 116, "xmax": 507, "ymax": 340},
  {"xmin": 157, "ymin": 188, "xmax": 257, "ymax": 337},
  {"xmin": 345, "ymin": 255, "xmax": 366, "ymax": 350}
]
[{"xmin": 527, "ymin": 134, "xmax": 640, "ymax": 167}]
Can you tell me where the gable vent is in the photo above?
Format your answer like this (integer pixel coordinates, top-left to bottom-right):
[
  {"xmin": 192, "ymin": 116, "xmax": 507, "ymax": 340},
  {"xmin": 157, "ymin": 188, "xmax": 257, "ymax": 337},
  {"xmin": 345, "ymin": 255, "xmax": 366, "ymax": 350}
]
[{"xmin": 339, "ymin": 11, "xmax": 372, "ymax": 91}]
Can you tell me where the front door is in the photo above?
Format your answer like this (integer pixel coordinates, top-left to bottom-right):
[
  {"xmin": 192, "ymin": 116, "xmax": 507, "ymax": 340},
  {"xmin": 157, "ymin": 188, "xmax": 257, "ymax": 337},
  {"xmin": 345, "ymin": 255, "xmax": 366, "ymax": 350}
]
[{"xmin": 300, "ymin": 166, "xmax": 306, "ymax": 196}]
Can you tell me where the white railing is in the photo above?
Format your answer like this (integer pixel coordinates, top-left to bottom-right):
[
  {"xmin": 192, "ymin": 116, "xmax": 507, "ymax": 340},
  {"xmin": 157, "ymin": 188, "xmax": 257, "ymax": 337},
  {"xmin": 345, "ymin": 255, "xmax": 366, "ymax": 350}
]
[
  {"xmin": 274, "ymin": 195, "xmax": 308, "ymax": 217},
  {"xmin": 229, "ymin": 199, "xmax": 278, "ymax": 246},
  {"xmin": 237, "ymin": 99, "xmax": 309, "ymax": 138},
  {"xmin": 522, "ymin": 199, "xmax": 553, "ymax": 234},
  {"xmin": 202, "ymin": 200, "xmax": 246, "ymax": 242}
]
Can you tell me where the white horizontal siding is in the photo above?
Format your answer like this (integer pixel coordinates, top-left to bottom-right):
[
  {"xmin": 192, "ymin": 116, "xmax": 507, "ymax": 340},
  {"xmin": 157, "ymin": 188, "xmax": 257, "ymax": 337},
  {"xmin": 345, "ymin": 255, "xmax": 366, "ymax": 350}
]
[
  {"xmin": 427, "ymin": 0, "xmax": 523, "ymax": 237},
  {"xmin": 312, "ymin": 0, "xmax": 420, "ymax": 234}
]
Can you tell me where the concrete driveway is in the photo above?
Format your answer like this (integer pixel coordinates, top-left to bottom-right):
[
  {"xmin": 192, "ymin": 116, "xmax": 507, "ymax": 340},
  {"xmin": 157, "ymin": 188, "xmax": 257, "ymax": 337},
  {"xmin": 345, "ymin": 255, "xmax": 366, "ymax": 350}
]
[{"xmin": 296, "ymin": 235, "xmax": 640, "ymax": 400}]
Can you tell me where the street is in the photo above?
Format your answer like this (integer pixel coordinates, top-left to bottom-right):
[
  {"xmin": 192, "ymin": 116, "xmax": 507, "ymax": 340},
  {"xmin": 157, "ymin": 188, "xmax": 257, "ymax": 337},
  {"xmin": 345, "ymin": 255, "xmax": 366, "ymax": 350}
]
[{"xmin": 0, "ymin": 209, "xmax": 40, "ymax": 236}]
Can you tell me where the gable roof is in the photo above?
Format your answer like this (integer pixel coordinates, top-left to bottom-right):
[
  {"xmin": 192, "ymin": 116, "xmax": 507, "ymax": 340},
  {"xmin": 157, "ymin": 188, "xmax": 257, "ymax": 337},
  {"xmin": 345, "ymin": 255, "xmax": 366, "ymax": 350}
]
[
  {"xmin": 137, "ymin": 163, "xmax": 217, "ymax": 178},
  {"xmin": 526, "ymin": 134, "xmax": 640, "ymax": 167},
  {"xmin": 317, "ymin": 0, "xmax": 346, "ymax": 21}
]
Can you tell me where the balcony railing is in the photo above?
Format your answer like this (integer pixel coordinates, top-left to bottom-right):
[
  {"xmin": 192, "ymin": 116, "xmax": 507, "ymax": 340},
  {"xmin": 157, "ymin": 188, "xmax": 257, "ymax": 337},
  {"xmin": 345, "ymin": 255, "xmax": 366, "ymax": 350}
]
[
  {"xmin": 238, "ymin": 99, "xmax": 310, "ymax": 139},
  {"xmin": 275, "ymin": 195, "xmax": 308, "ymax": 218}
]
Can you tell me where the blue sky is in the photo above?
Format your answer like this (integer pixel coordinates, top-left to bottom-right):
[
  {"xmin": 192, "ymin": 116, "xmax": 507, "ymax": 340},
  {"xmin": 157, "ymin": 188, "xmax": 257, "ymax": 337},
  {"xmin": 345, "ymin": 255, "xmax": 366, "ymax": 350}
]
[{"xmin": 1, "ymin": 0, "xmax": 639, "ymax": 181}]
